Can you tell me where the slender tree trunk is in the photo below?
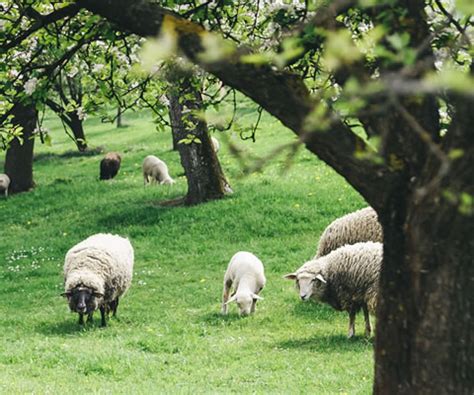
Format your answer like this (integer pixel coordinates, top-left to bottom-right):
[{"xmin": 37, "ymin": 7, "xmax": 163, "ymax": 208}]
[
  {"xmin": 4, "ymin": 101, "xmax": 37, "ymax": 194},
  {"xmin": 116, "ymin": 107, "xmax": 122, "ymax": 128},
  {"xmin": 374, "ymin": 165, "xmax": 473, "ymax": 394},
  {"xmin": 166, "ymin": 78, "xmax": 231, "ymax": 205},
  {"xmin": 67, "ymin": 111, "xmax": 87, "ymax": 152}
]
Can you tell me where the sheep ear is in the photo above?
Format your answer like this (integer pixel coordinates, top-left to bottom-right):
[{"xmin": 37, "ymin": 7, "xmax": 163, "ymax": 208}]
[
  {"xmin": 61, "ymin": 292, "xmax": 71, "ymax": 298},
  {"xmin": 315, "ymin": 274, "xmax": 327, "ymax": 284},
  {"xmin": 225, "ymin": 295, "xmax": 237, "ymax": 305},
  {"xmin": 252, "ymin": 294, "xmax": 264, "ymax": 301},
  {"xmin": 283, "ymin": 273, "xmax": 297, "ymax": 280}
]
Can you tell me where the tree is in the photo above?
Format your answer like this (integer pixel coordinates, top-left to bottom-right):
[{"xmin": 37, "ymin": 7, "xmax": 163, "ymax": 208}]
[
  {"xmin": 73, "ymin": 0, "xmax": 473, "ymax": 393},
  {"xmin": 166, "ymin": 70, "xmax": 231, "ymax": 204},
  {"xmin": 4, "ymin": 100, "xmax": 37, "ymax": 193}
]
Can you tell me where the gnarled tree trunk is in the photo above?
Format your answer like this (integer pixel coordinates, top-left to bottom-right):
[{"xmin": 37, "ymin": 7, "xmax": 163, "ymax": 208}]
[
  {"xmin": 4, "ymin": 101, "xmax": 37, "ymax": 194},
  {"xmin": 167, "ymin": 76, "xmax": 231, "ymax": 205}
]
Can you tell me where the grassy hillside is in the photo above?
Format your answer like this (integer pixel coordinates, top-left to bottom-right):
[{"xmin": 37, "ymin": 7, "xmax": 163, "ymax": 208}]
[{"xmin": 0, "ymin": 101, "xmax": 373, "ymax": 393}]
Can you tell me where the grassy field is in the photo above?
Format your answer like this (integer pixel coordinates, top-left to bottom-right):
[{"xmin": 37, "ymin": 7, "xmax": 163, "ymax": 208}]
[{"xmin": 0, "ymin": 101, "xmax": 373, "ymax": 394}]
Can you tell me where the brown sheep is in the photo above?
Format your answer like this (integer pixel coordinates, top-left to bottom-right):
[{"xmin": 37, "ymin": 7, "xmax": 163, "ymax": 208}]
[{"xmin": 100, "ymin": 152, "xmax": 121, "ymax": 180}]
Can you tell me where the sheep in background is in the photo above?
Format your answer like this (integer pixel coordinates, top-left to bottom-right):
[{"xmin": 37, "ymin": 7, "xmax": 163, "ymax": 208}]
[
  {"xmin": 100, "ymin": 152, "xmax": 122, "ymax": 180},
  {"xmin": 142, "ymin": 155, "xmax": 175, "ymax": 185},
  {"xmin": 284, "ymin": 242, "xmax": 382, "ymax": 338},
  {"xmin": 222, "ymin": 251, "xmax": 266, "ymax": 316},
  {"xmin": 211, "ymin": 136, "xmax": 220, "ymax": 153},
  {"xmin": 0, "ymin": 174, "xmax": 11, "ymax": 197},
  {"xmin": 315, "ymin": 207, "xmax": 382, "ymax": 258},
  {"xmin": 62, "ymin": 233, "xmax": 134, "ymax": 327}
]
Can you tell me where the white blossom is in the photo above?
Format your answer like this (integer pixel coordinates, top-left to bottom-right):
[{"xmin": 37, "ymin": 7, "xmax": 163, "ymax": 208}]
[
  {"xmin": 24, "ymin": 78, "xmax": 38, "ymax": 95},
  {"xmin": 76, "ymin": 107, "xmax": 87, "ymax": 121},
  {"xmin": 92, "ymin": 63, "xmax": 105, "ymax": 73},
  {"xmin": 67, "ymin": 66, "xmax": 79, "ymax": 78}
]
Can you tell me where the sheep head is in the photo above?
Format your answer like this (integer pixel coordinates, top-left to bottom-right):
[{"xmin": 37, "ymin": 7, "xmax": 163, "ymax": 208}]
[
  {"xmin": 62, "ymin": 285, "xmax": 104, "ymax": 314},
  {"xmin": 225, "ymin": 293, "xmax": 263, "ymax": 316}
]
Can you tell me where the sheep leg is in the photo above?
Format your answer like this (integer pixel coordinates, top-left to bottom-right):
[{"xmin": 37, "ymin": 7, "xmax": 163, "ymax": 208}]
[
  {"xmin": 221, "ymin": 280, "xmax": 232, "ymax": 315},
  {"xmin": 100, "ymin": 305, "xmax": 107, "ymax": 327},
  {"xmin": 348, "ymin": 308, "xmax": 356, "ymax": 338},
  {"xmin": 78, "ymin": 313, "xmax": 84, "ymax": 325},
  {"xmin": 251, "ymin": 299, "xmax": 257, "ymax": 313},
  {"xmin": 363, "ymin": 304, "xmax": 371, "ymax": 337},
  {"xmin": 87, "ymin": 312, "xmax": 94, "ymax": 324},
  {"xmin": 143, "ymin": 174, "xmax": 149, "ymax": 185},
  {"xmin": 110, "ymin": 298, "xmax": 119, "ymax": 317}
]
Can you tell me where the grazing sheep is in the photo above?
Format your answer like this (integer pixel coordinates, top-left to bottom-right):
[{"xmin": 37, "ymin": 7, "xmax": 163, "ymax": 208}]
[
  {"xmin": 0, "ymin": 174, "xmax": 11, "ymax": 197},
  {"xmin": 315, "ymin": 207, "xmax": 382, "ymax": 258},
  {"xmin": 222, "ymin": 251, "xmax": 266, "ymax": 316},
  {"xmin": 142, "ymin": 155, "xmax": 175, "ymax": 185},
  {"xmin": 211, "ymin": 136, "xmax": 220, "ymax": 153},
  {"xmin": 284, "ymin": 242, "xmax": 382, "ymax": 338},
  {"xmin": 62, "ymin": 233, "xmax": 134, "ymax": 327},
  {"xmin": 100, "ymin": 152, "xmax": 122, "ymax": 180}
]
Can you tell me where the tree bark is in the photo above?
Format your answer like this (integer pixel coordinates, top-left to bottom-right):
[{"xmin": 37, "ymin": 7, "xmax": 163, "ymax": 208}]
[
  {"xmin": 166, "ymin": 77, "xmax": 231, "ymax": 205},
  {"xmin": 4, "ymin": 101, "xmax": 37, "ymax": 194},
  {"xmin": 67, "ymin": 110, "xmax": 87, "ymax": 152}
]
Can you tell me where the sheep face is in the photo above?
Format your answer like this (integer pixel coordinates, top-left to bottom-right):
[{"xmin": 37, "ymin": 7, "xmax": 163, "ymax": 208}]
[
  {"xmin": 160, "ymin": 177, "xmax": 175, "ymax": 185},
  {"xmin": 226, "ymin": 293, "xmax": 263, "ymax": 316},
  {"xmin": 236, "ymin": 295, "xmax": 253, "ymax": 316},
  {"xmin": 62, "ymin": 286, "xmax": 103, "ymax": 314},
  {"xmin": 284, "ymin": 268, "xmax": 327, "ymax": 301}
]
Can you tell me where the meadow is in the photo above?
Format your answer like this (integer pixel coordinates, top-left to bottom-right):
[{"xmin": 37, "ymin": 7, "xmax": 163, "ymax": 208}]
[{"xmin": 0, "ymin": 101, "xmax": 373, "ymax": 394}]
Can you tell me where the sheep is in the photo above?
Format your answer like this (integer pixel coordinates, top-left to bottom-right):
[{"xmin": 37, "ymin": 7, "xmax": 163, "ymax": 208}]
[
  {"xmin": 142, "ymin": 155, "xmax": 175, "ymax": 185},
  {"xmin": 100, "ymin": 152, "xmax": 121, "ymax": 180},
  {"xmin": 0, "ymin": 174, "xmax": 11, "ymax": 197},
  {"xmin": 62, "ymin": 233, "xmax": 134, "ymax": 327},
  {"xmin": 222, "ymin": 251, "xmax": 266, "ymax": 316},
  {"xmin": 315, "ymin": 207, "xmax": 382, "ymax": 258},
  {"xmin": 211, "ymin": 136, "xmax": 220, "ymax": 153},
  {"xmin": 284, "ymin": 242, "xmax": 382, "ymax": 338}
]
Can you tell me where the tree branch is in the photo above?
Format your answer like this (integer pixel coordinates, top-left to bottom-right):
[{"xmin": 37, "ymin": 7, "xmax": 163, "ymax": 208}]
[{"xmin": 2, "ymin": 4, "xmax": 81, "ymax": 52}]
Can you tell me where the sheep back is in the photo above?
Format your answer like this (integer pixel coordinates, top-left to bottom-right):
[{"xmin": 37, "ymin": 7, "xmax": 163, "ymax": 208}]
[
  {"xmin": 316, "ymin": 207, "xmax": 382, "ymax": 258},
  {"xmin": 100, "ymin": 152, "xmax": 122, "ymax": 180},
  {"xmin": 142, "ymin": 155, "xmax": 171, "ymax": 183},
  {"xmin": 64, "ymin": 233, "xmax": 134, "ymax": 303}
]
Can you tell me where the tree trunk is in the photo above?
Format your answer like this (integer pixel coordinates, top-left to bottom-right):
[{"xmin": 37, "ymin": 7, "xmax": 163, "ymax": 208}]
[
  {"xmin": 116, "ymin": 107, "xmax": 122, "ymax": 128},
  {"xmin": 4, "ymin": 101, "xmax": 37, "ymax": 194},
  {"xmin": 374, "ymin": 167, "xmax": 474, "ymax": 394},
  {"xmin": 167, "ymin": 78, "xmax": 231, "ymax": 205},
  {"xmin": 67, "ymin": 111, "xmax": 87, "ymax": 152}
]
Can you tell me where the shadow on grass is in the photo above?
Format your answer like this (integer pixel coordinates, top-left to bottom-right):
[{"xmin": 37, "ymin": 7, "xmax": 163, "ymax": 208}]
[
  {"xmin": 34, "ymin": 146, "xmax": 104, "ymax": 162},
  {"xmin": 200, "ymin": 311, "xmax": 246, "ymax": 326},
  {"xmin": 36, "ymin": 319, "xmax": 104, "ymax": 336},
  {"xmin": 97, "ymin": 203, "xmax": 174, "ymax": 227},
  {"xmin": 289, "ymin": 299, "xmax": 340, "ymax": 323},
  {"xmin": 277, "ymin": 334, "xmax": 373, "ymax": 353}
]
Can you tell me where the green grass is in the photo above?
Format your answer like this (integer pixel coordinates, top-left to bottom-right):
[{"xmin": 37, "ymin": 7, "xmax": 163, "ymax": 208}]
[{"xmin": 0, "ymin": 102, "xmax": 373, "ymax": 394}]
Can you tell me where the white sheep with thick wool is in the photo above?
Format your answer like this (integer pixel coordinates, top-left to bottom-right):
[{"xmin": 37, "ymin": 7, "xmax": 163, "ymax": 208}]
[
  {"xmin": 222, "ymin": 251, "xmax": 266, "ymax": 316},
  {"xmin": 285, "ymin": 242, "xmax": 382, "ymax": 338},
  {"xmin": 0, "ymin": 174, "xmax": 11, "ymax": 197},
  {"xmin": 315, "ymin": 207, "xmax": 382, "ymax": 258},
  {"xmin": 142, "ymin": 155, "xmax": 175, "ymax": 185},
  {"xmin": 63, "ymin": 233, "xmax": 134, "ymax": 326}
]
